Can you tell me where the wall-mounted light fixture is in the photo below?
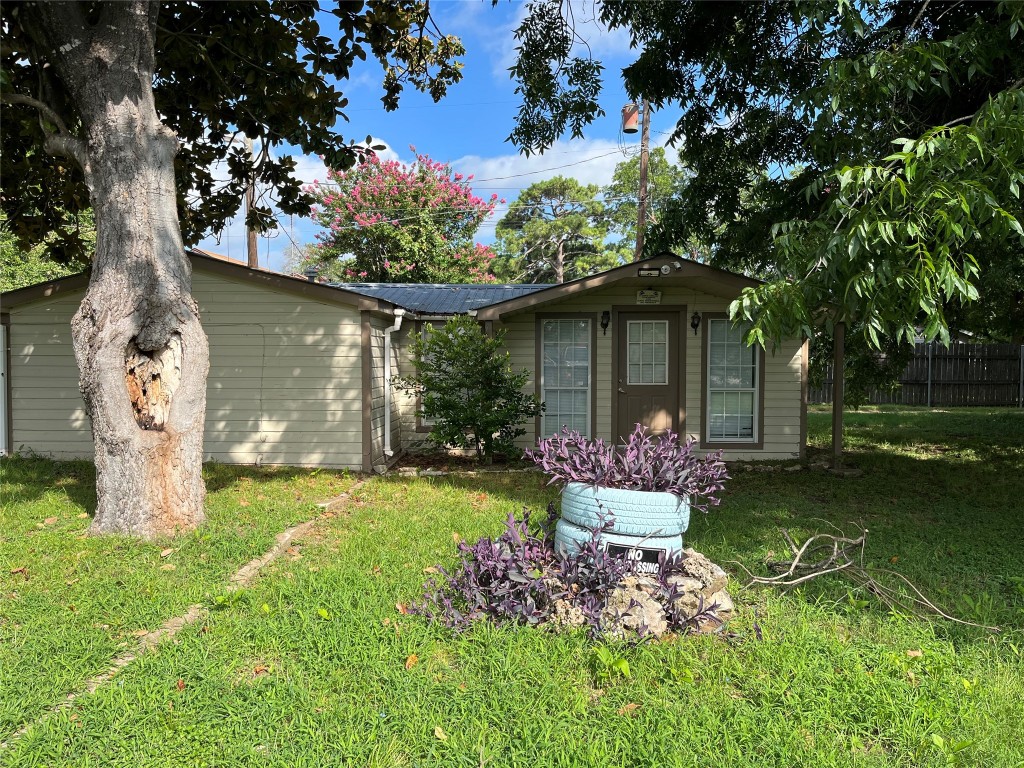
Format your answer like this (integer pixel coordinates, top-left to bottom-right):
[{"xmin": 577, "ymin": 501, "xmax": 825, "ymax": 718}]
[
  {"xmin": 601, "ymin": 310, "xmax": 611, "ymax": 335},
  {"xmin": 690, "ymin": 310, "xmax": 702, "ymax": 336}
]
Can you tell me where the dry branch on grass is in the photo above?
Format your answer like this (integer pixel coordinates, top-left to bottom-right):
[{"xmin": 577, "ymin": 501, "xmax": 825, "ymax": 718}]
[{"xmin": 732, "ymin": 527, "xmax": 1000, "ymax": 632}]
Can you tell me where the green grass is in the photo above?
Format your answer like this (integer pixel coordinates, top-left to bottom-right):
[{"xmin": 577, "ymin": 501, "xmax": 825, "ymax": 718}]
[{"xmin": 2, "ymin": 407, "xmax": 1023, "ymax": 766}]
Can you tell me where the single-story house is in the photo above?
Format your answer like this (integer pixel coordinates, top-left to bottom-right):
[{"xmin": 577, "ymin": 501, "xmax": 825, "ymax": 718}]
[{"xmin": 0, "ymin": 250, "xmax": 807, "ymax": 471}]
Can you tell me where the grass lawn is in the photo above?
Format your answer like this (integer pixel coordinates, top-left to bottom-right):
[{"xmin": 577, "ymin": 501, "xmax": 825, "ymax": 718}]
[{"xmin": 1, "ymin": 407, "xmax": 1023, "ymax": 766}]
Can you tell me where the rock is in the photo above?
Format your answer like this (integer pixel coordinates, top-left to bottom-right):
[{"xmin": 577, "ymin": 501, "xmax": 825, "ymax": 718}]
[
  {"xmin": 397, "ymin": 467, "xmax": 418, "ymax": 477},
  {"xmin": 676, "ymin": 549, "xmax": 729, "ymax": 597},
  {"xmin": 784, "ymin": 464, "xmax": 804, "ymax": 472},
  {"xmin": 601, "ymin": 576, "xmax": 668, "ymax": 639},
  {"xmin": 708, "ymin": 589, "xmax": 735, "ymax": 617},
  {"xmin": 419, "ymin": 469, "xmax": 446, "ymax": 477},
  {"xmin": 829, "ymin": 466, "xmax": 864, "ymax": 478},
  {"xmin": 549, "ymin": 598, "xmax": 586, "ymax": 630}
]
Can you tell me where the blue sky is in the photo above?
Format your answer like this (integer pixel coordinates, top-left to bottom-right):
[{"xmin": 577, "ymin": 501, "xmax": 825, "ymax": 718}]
[{"xmin": 197, "ymin": 1, "xmax": 681, "ymax": 273}]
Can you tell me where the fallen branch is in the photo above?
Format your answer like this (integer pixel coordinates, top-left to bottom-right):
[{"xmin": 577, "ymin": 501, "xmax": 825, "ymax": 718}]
[{"xmin": 730, "ymin": 527, "xmax": 1000, "ymax": 633}]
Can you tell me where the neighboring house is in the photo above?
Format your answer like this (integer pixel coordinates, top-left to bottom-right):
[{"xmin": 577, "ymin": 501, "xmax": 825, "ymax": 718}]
[{"xmin": 0, "ymin": 250, "xmax": 807, "ymax": 471}]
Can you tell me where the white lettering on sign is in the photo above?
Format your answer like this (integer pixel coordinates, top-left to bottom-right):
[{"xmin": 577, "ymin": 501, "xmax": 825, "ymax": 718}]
[{"xmin": 636, "ymin": 290, "xmax": 661, "ymax": 305}]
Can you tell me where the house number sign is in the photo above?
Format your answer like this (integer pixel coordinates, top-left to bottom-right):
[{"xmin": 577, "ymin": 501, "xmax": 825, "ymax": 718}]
[{"xmin": 636, "ymin": 290, "xmax": 662, "ymax": 305}]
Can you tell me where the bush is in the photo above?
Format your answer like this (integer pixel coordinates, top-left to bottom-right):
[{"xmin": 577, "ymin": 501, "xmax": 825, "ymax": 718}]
[
  {"xmin": 397, "ymin": 315, "xmax": 543, "ymax": 461},
  {"xmin": 525, "ymin": 424, "xmax": 729, "ymax": 512}
]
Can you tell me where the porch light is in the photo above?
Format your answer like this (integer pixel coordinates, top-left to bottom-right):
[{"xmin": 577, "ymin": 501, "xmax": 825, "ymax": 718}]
[
  {"xmin": 601, "ymin": 310, "xmax": 611, "ymax": 335},
  {"xmin": 690, "ymin": 310, "xmax": 702, "ymax": 335}
]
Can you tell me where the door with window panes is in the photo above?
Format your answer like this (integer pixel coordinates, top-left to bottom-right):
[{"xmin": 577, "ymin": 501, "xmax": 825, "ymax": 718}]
[{"xmin": 615, "ymin": 312, "xmax": 679, "ymax": 441}]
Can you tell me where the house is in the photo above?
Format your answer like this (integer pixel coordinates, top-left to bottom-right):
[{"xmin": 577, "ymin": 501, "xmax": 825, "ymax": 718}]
[{"xmin": 0, "ymin": 250, "xmax": 807, "ymax": 471}]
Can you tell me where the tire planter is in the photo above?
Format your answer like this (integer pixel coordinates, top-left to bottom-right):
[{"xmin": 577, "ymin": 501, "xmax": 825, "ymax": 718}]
[
  {"xmin": 560, "ymin": 482, "xmax": 690, "ymax": 537},
  {"xmin": 554, "ymin": 518, "xmax": 684, "ymax": 558}
]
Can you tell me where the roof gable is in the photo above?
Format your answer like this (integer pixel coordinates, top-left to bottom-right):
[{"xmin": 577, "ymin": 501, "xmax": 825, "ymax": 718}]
[{"xmin": 474, "ymin": 252, "xmax": 762, "ymax": 320}]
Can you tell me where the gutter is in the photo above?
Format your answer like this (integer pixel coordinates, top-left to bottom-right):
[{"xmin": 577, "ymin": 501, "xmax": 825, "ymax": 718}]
[{"xmin": 383, "ymin": 308, "xmax": 406, "ymax": 458}]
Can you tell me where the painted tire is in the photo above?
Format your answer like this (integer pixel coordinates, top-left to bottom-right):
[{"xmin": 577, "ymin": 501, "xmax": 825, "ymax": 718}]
[
  {"xmin": 554, "ymin": 518, "xmax": 684, "ymax": 558},
  {"xmin": 560, "ymin": 482, "xmax": 690, "ymax": 537}
]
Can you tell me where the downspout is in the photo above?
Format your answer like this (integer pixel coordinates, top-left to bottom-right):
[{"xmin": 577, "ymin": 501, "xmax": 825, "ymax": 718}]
[{"xmin": 383, "ymin": 309, "xmax": 406, "ymax": 458}]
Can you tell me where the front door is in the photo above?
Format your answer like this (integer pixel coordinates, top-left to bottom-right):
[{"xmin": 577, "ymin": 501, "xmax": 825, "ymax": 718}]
[{"xmin": 615, "ymin": 312, "xmax": 679, "ymax": 441}]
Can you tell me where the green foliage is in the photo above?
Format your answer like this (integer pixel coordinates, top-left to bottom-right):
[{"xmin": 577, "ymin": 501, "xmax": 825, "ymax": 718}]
[
  {"xmin": 0, "ymin": 211, "xmax": 90, "ymax": 291},
  {"xmin": 397, "ymin": 316, "xmax": 543, "ymax": 461},
  {"xmin": 590, "ymin": 643, "xmax": 631, "ymax": 683},
  {"xmin": 809, "ymin": 328, "xmax": 915, "ymax": 409},
  {"xmin": 602, "ymin": 147, "xmax": 708, "ymax": 261},
  {"xmin": 1, "ymin": 2, "xmax": 465, "ymax": 258},
  {"xmin": 494, "ymin": 175, "xmax": 614, "ymax": 283},
  {"xmin": 306, "ymin": 151, "xmax": 498, "ymax": 283},
  {"xmin": 508, "ymin": 1, "xmax": 1024, "ymax": 351}
]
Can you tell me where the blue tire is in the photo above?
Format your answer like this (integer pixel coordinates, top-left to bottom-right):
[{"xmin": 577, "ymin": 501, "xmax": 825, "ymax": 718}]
[
  {"xmin": 560, "ymin": 482, "xmax": 690, "ymax": 537},
  {"xmin": 554, "ymin": 518, "xmax": 684, "ymax": 559}
]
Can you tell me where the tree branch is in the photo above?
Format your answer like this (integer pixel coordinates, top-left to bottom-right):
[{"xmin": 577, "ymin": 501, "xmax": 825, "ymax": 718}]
[{"xmin": 1, "ymin": 92, "xmax": 70, "ymax": 134}]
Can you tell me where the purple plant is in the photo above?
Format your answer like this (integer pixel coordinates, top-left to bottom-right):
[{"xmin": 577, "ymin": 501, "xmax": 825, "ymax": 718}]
[
  {"xmin": 414, "ymin": 507, "xmax": 722, "ymax": 639},
  {"xmin": 525, "ymin": 424, "xmax": 730, "ymax": 512}
]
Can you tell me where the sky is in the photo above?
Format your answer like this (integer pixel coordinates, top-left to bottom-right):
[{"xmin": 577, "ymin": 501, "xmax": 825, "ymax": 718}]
[{"xmin": 196, "ymin": 1, "xmax": 682, "ymax": 274}]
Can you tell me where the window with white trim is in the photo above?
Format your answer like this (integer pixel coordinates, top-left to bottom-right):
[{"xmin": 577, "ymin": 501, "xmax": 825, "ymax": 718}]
[
  {"xmin": 707, "ymin": 319, "xmax": 757, "ymax": 441},
  {"xmin": 541, "ymin": 318, "xmax": 591, "ymax": 436},
  {"xmin": 627, "ymin": 320, "xmax": 669, "ymax": 384}
]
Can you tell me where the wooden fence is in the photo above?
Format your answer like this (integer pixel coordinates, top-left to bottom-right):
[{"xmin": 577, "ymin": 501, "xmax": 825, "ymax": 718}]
[{"xmin": 809, "ymin": 342, "xmax": 1024, "ymax": 407}]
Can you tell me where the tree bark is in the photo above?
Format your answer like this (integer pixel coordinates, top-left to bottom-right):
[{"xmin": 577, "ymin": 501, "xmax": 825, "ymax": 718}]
[
  {"xmin": 831, "ymin": 321, "xmax": 845, "ymax": 470},
  {"xmin": 23, "ymin": 2, "xmax": 209, "ymax": 537}
]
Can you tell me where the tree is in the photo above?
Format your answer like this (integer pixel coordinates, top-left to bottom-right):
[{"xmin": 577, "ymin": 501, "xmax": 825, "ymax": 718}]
[
  {"xmin": 397, "ymin": 315, "xmax": 543, "ymax": 461},
  {"xmin": 601, "ymin": 147, "xmax": 706, "ymax": 261},
  {"xmin": 1, "ymin": 1, "xmax": 463, "ymax": 537},
  {"xmin": 306, "ymin": 150, "xmax": 499, "ymax": 283},
  {"xmin": 507, "ymin": 1, "xmax": 1024, "ymax": 465},
  {"xmin": 493, "ymin": 176, "xmax": 613, "ymax": 283},
  {"xmin": 1, "ymin": 211, "xmax": 92, "ymax": 292}
]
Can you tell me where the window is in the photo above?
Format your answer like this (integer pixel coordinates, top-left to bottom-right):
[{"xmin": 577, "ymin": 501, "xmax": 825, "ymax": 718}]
[
  {"xmin": 541, "ymin": 318, "xmax": 591, "ymax": 436},
  {"xmin": 706, "ymin": 319, "xmax": 758, "ymax": 441},
  {"xmin": 626, "ymin": 320, "xmax": 669, "ymax": 384}
]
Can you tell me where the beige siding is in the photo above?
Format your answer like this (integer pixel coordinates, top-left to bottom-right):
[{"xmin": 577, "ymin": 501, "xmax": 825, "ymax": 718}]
[
  {"xmin": 497, "ymin": 284, "xmax": 804, "ymax": 461},
  {"xmin": 7, "ymin": 269, "xmax": 369, "ymax": 468}
]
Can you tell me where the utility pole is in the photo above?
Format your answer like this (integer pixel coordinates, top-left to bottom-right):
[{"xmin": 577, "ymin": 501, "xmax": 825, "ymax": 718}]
[
  {"xmin": 634, "ymin": 99, "xmax": 651, "ymax": 262},
  {"xmin": 245, "ymin": 136, "xmax": 258, "ymax": 269}
]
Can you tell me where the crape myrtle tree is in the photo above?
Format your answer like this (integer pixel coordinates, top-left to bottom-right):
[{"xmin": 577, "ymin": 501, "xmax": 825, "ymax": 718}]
[
  {"xmin": 507, "ymin": 0, "xmax": 1024, "ymax": 465},
  {"xmin": 305, "ymin": 150, "xmax": 499, "ymax": 283},
  {"xmin": 0, "ymin": 1, "xmax": 463, "ymax": 537},
  {"xmin": 493, "ymin": 175, "xmax": 613, "ymax": 283}
]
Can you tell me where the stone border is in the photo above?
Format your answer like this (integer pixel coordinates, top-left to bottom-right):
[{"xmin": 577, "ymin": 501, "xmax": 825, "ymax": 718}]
[{"xmin": 0, "ymin": 479, "xmax": 368, "ymax": 750}]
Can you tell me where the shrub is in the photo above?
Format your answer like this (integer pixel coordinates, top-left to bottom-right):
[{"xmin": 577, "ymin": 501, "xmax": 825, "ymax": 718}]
[
  {"xmin": 525, "ymin": 424, "xmax": 729, "ymax": 512},
  {"xmin": 397, "ymin": 315, "xmax": 543, "ymax": 461}
]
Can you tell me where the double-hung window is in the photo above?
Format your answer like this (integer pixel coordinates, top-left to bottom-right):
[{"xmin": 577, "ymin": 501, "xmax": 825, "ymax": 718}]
[
  {"xmin": 541, "ymin": 318, "xmax": 591, "ymax": 436},
  {"xmin": 706, "ymin": 319, "xmax": 758, "ymax": 441}
]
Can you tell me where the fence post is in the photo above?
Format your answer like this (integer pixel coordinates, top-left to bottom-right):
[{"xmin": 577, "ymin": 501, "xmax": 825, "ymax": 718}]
[
  {"xmin": 1019, "ymin": 345, "xmax": 1023, "ymax": 408},
  {"xmin": 927, "ymin": 341, "xmax": 933, "ymax": 408}
]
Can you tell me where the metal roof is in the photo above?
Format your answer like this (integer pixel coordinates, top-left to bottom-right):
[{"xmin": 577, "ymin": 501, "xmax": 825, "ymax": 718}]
[{"xmin": 334, "ymin": 283, "xmax": 553, "ymax": 314}]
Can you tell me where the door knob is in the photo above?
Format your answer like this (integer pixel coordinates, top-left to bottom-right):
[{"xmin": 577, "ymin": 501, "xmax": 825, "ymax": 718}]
[{"xmin": 618, "ymin": 387, "xmax": 626, "ymax": 393}]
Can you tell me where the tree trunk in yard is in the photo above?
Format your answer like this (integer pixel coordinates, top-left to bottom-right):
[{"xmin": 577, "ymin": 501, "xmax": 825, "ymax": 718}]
[
  {"xmin": 831, "ymin": 321, "xmax": 845, "ymax": 470},
  {"xmin": 24, "ymin": 2, "xmax": 209, "ymax": 537}
]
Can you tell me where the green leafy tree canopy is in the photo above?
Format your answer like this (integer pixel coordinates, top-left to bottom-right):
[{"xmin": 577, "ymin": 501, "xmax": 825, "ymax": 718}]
[{"xmin": 494, "ymin": 175, "xmax": 613, "ymax": 283}]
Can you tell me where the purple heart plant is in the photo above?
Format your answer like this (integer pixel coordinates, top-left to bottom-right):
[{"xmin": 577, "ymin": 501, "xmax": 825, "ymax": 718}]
[{"xmin": 525, "ymin": 424, "xmax": 730, "ymax": 513}]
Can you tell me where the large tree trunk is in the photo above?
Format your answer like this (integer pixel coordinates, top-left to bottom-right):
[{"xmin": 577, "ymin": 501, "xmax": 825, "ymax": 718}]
[{"xmin": 25, "ymin": 2, "xmax": 209, "ymax": 537}]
